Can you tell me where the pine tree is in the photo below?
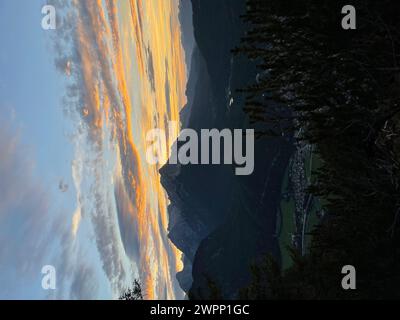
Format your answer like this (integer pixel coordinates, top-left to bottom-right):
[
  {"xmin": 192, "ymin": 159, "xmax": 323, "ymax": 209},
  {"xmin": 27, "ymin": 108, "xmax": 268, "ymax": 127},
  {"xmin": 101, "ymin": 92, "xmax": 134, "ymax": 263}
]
[{"xmin": 237, "ymin": 0, "xmax": 400, "ymax": 299}]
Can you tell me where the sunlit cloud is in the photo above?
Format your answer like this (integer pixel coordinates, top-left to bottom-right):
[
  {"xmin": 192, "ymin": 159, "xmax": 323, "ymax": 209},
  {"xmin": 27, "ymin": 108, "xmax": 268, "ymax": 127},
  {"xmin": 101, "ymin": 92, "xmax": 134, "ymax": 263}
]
[{"xmin": 50, "ymin": 0, "xmax": 188, "ymax": 299}]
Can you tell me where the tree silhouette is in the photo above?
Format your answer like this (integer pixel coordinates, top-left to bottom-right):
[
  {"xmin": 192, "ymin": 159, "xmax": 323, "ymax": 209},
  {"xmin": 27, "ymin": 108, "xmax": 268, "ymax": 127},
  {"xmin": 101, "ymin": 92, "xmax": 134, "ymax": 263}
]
[
  {"xmin": 236, "ymin": 0, "xmax": 400, "ymax": 299},
  {"xmin": 119, "ymin": 279, "xmax": 143, "ymax": 300}
]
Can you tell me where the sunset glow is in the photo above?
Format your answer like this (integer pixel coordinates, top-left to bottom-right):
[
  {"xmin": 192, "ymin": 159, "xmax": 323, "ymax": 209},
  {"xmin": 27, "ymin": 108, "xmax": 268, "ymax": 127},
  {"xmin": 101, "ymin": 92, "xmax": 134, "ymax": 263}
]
[{"xmin": 65, "ymin": 0, "xmax": 187, "ymax": 299}]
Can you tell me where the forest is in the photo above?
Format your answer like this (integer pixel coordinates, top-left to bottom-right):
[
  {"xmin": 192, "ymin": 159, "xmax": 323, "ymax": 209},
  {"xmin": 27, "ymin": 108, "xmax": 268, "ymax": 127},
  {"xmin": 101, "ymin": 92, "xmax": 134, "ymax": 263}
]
[{"xmin": 234, "ymin": 0, "xmax": 400, "ymax": 299}]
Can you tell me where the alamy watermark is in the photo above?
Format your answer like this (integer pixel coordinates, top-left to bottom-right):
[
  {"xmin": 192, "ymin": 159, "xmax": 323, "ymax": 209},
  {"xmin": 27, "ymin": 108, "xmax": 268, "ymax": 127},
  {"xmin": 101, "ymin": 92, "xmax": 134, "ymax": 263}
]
[
  {"xmin": 146, "ymin": 122, "xmax": 255, "ymax": 176},
  {"xmin": 41, "ymin": 5, "xmax": 56, "ymax": 30},
  {"xmin": 342, "ymin": 5, "xmax": 356, "ymax": 30},
  {"xmin": 341, "ymin": 265, "xmax": 356, "ymax": 290},
  {"xmin": 41, "ymin": 265, "xmax": 56, "ymax": 290}
]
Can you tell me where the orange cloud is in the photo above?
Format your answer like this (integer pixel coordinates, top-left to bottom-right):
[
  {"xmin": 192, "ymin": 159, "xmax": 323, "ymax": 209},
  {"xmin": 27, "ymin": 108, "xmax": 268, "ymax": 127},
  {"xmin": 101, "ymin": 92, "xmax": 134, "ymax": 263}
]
[{"xmin": 66, "ymin": 0, "xmax": 188, "ymax": 299}]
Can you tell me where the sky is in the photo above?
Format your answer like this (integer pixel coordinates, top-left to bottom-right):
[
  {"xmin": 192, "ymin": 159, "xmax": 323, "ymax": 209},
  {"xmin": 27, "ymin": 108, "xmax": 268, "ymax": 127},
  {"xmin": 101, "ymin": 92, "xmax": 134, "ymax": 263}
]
[{"xmin": 0, "ymin": 0, "xmax": 189, "ymax": 299}]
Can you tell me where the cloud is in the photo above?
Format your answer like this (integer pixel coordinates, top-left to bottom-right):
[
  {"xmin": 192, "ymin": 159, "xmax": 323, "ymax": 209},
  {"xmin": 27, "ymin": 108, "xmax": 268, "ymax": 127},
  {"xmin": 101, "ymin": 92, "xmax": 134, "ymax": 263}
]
[
  {"xmin": 71, "ymin": 139, "xmax": 83, "ymax": 238},
  {"xmin": 46, "ymin": 0, "xmax": 188, "ymax": 299},
  {"xmin": 69, "ymin": 263, "xmax": 99, "ymax": 299},
  {"xmin": 0, "ymin": 118, "xmax": 105, "ymax": 300},
  {"xmin": 0, "ymin": 120, "xmax": 73, "ymax": 299},
  {"xmin": 71, "ymin": 206, "xmax": 81, "ymax": 237},
  {"xmin": 0, "ymin": 122, "xmax": 51, "ymax": 286},
  {"xmin": 48, "ymin": 0, "xmax": 145, "ymax": 297}
]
